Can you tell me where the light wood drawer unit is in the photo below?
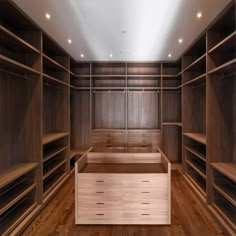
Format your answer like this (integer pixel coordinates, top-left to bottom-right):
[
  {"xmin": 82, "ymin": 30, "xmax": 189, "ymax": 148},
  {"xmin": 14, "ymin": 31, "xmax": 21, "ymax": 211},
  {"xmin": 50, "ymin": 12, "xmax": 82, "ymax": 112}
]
[
  {"xmin": 75, "ymin": 150, "xmax": 171, "ymax": 225},
  {"xmin": 92, "ymin": 131, "xmax": 125, "ymax": 147}
]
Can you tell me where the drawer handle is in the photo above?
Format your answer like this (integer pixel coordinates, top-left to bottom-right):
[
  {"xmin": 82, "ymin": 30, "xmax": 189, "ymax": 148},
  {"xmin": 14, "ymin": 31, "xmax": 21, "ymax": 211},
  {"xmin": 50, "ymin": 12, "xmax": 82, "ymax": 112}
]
[
  {"xmin": 142, "ymin": 203, "xmax": 150, "ymax": 204},
  {"xmin": 96, "ymin": 180, "xmax": 104, "ymax": 182},
  {"xmin": 141, "ymin": 180, "xmax": 150, "ymax": 182},
  {"xmin": 96, "ymin": 214, "xmax": 104, "ymax": 216},
  {"xmin": 96, "ymin": 191, "xmax": 104, "ymax": 194},
  {"xmin": 96, "ymin": 202, "xmax": 105, "ymax": 205},
  {"xmin": 141, "ymin": 214, "xmax": 150, "ymax": 215},
  {"xmin": 142, "ymin": 192, "xmax": 150, "ymax": 194}
]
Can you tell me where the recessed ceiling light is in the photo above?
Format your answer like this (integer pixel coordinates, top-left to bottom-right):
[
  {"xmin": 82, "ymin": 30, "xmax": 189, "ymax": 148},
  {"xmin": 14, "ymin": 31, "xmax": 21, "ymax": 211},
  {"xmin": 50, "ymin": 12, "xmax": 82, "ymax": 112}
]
[
  {"xmin": 178, "ymin": 38, "xmax": 183, "ymax": 44},
  {"xmin": 109, "ymin": 54, "xmax": 113, "ymax": 58},
  {"xmin": 68, "ymin": 39, "xmax": 72, "ymax": 44},
  {"xmin": 45, "ymin": 13, "xmax": 51, "ymax": 19},
  {"xmin": 168, "ymin": 53, "xmax": 172, "ymax": 58},
  {"xmin": 197, "ymin": 12, "xmax": 202, "ymax": 18},
  {"xmin": 80, "ymin": 54, "xmax": 84, "ymax": 58}
]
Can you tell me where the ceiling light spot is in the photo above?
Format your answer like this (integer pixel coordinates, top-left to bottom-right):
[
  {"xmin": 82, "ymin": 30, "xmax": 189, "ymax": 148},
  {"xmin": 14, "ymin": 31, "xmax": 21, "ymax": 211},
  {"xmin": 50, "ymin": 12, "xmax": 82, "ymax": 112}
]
[
  {"xmin": 109, "ymin": 54, "xmax": 113, "ymax": 58},
  {"xmin": 197, "ymin": 12, "xmax": 202, "ymax": 18},
  {"xmin": 45, "ymin": 13, "xmax": 51, "ymax": 19},
  {"xmin": 68, "ymin": 39, "xmax": 72, "ymax": 44},
  {"xmin": 80, "ymin": 54, "xmax": 84, "ymax": 58},
  {"xmin": 168, "ymin": 53, "xmax": 172, "ymax": 58},
  {"xmin": 178, "ymin": 38, "xmax": 183, "ymax": 44}
]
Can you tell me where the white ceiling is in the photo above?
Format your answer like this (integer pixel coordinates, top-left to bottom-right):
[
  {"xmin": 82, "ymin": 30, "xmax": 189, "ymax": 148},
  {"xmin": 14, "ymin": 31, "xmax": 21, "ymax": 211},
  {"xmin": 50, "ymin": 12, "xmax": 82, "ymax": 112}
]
[{"xmin": 12, "ymin": 0, "xmax": 231, "ymax": 61}]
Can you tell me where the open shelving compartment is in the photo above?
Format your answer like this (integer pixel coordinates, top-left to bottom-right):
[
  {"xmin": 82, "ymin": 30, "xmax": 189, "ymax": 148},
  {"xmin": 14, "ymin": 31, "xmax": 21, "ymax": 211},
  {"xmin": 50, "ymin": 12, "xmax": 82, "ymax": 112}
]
[
  {"xmin": 182, "ymin": 33, "xmax": 207, "ymax": 199},
  {"xmin": 206, "ymin": 3, "xmax": 236, "ymax": 233},
  {"xmin": 161, "ymin": 61, "xmax": 182, "ymax": 163},
  {"xmin": 70, "ymin": 60, "xmax": 90, "ymax": 88},
  {"xmin": 43, "ymin": 78, "xmax": 69, "ymax": 197}
]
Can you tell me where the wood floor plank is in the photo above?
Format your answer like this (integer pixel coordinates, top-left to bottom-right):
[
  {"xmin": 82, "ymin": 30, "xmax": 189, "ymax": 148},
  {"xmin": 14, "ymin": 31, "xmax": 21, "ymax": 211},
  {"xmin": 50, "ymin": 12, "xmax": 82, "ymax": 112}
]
[{"xmin": 22, "ymin": 170, "xmax": 224, "ymax": 236}]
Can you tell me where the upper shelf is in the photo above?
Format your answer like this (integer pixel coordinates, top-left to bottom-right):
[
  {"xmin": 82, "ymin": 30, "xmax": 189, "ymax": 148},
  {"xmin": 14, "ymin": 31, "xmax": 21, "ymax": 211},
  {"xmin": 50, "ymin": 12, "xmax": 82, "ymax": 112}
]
[
  {"xmin": 0, "ymin": 163, "xmax": 38, "ymax": 188},
  {"xmin": 211, "ymin": 163, "xmax": 236, "ymax": 182},
  {"xmin": 0, "ymin": 55, "xmax": 40, "ymax": 76},
  {"xmin": 43, "ymin": 133, "xmax": 69, "ymax": 145},
  {"xmin": 0, "ymin": 25, "xmax": 40, "ymax": 54},
  {"xmin": 184, "ymin": 133, "xmax": 206, "ymax": 145},
  {"xmin": 43, "ymin": 54, "xmax": 69, "ymax": 72}
]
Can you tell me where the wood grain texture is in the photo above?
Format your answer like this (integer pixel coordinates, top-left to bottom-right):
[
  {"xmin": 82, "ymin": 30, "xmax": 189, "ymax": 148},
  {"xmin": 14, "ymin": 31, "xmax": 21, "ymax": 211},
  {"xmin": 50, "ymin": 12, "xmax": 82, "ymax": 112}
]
[
  {"xmin": 71, "ymin": 90, "xmax": 91, "ymax": 149},
  {"xmin": 94, "ymin": 92, "xmax": 125, "ymax": 129},
  {"xmin": 22, "ymin": 170, "xmax": 224, "ymax": 236}
]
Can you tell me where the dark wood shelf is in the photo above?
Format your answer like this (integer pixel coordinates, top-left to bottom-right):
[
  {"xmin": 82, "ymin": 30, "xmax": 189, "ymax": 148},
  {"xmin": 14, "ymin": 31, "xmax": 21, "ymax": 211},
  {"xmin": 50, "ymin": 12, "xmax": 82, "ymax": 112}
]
[
  {"xmin": 208, "ymin": 31, "xmax": 236, "ymax": 54},
  {"xmin": 0, "ymin": 55, "xmax": 40, "ymax": 76},
  {"xmin": 43, "ymin": 54, "xmax": 69, "ymax": 72},
  {"xmin": 186, "ymin": 159, "xmax": 206, "ymax": 179},
  {"xmin": 0, "ymin": 183, "xmax": 36, "ymax": 215},
  {"xmin": 0, "ymin": 163, "xmax": 38, "ymax": 189},
  {"xmin": 213, "ymin": 184, "xmax": 236, "ymax": 208},
  {"xmin": 43, "ymin": 169, "xmax": 66, "ymax": 196},
  {"xmin": 182, "ymin": 73, "xmax": 206, "ymax": 87},
  {"xmin": 43, "ymin": 146, "xmax": 67, "ymax": 163},
  {"xmin": 43, "ymin": 133, "xmax": 69, "ymax": 145},
  {"xmin": 0, "ymin": 25, "xmax": 40, "ymax": 54},
  {"xmin": 182, "ymin": 54, "xmax": 206, "ymax": 73},
  {"xmin": 211, "ymin": 163, "xmax": 236, "ymax": 182},
  {"xmin": 70, "ymin": 72, "xmax": 90, "ymax": 78},
  {"xmin": 43, "ymin": 160, "xmax": 66, "ymax": 180},
  {"xmin": 185, "ymin": 146, "xmax": 206, "ymax": 162},
  {"xmin": 184, "ymin": 133, "xmax": 206, "ymax": 145},
  {"xmin": 208, "ymin": 59, "xmax": 236, "ymax": 75},
  {"xmin": 43, "ymin": 73, "xmax": 70, "ymax": 87}
]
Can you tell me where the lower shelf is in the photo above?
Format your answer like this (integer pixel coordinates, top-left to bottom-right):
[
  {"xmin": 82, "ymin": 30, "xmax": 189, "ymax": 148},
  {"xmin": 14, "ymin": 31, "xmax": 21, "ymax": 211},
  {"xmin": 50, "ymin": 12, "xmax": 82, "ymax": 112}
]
[
  {"xmin": 43, "ymin": 165, "xmax": 66, "ymax": 197},
  {"xmin": 0, "ymin": 189, "xmax": 37, "ymax": 236},
  {"xmin": 213, "ymin": 190, "xmax": 236, "ymax": 232},
  {"xmin": 186, "ymin": 164, "xmax": 206, "ymax": 198}
]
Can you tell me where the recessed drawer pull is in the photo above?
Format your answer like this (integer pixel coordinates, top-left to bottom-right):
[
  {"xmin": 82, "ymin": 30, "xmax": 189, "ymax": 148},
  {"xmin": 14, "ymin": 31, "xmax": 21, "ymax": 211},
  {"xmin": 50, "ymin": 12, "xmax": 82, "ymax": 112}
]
[
  {"xmin": 96, "ymin": 214, "xmax": 104, "ymax": 216},
  {"xmin": 141, "ymin": 214, "xmax": 150, "ymax": 215},
  {"xmin": 141, "ymin": 192, "xmax": 150, "ymax": 193},
  {"xmin": 96, "ymin": 191, "xmax": 104, "ymax": 194},
  {"xmin": 141, "ymin": 203, "xmax": 150, "ymax": 204},
  {"xmin": 96, "ymin": 180, "xmax": 104, "ymax": 182},
  {"xmin": 141, "ymin": 180, "xmax": 150, "ymax": 182},
  {"xmin": 96, "ymin": 202, "xmax": 105, "ymax": 205}
]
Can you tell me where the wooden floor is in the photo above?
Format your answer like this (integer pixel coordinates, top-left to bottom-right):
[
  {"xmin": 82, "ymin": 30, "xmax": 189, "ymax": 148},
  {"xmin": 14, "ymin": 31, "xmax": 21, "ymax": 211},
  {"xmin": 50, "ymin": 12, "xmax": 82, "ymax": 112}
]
[{"xmin": 22, "ymin": 170, "xmax": 224, "ymax": 236}]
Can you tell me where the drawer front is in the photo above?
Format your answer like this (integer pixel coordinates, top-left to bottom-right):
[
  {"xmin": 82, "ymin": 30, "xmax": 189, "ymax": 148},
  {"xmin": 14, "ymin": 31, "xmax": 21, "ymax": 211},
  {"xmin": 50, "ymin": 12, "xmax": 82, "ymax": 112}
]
[
  {"xmin": 78, "ymin": 200, "xmax": 122, "ymax": 209},
  {"xmin": 77, "ymin": 187, "xmax": 167, "ymax": 200},
  {"xmin": 123, "ymin": 174, "xmax": 168, "ymax": 188},
  {"xmin": 78, "ymin": 174, "xmax": 124, "ymax": 188},
  {"xmin": 127, "ymin": 131, "xmax": 160, "ymax": 147},
  {"xmin": 92, "ymin": 131, "xmax": 125, "ymax": 147},
  {"xmin": 78, "ymin": 174, "xmax": 167, "ymax": 188}
]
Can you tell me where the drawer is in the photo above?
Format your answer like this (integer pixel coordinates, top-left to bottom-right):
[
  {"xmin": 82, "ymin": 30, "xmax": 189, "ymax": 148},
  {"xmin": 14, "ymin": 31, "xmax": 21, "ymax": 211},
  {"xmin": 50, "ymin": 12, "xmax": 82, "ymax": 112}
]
[
  {"xmin": 123, "ymin": 174, "xmax": 168, "ymax": 188},
  {"xmin": 123, "ymin": 187, "xmax": 168, "ymax": 199},
  {"xmin": 78, "ymin": 188, "xmax": 122, "ymax": 197},
  {"xmin": 127, "ymin": 131, "xmax": 160, "ymax": 147},
  {"xmin": 77, "ymin": 174, "xmax": 123, "ymax": 187},
  {"xmin": 123, "ymin": 199, "xmax": 168, "ymax": 210},
  {"xmin": 78, "ymin": 200, "xmax": 122, "ymax": 209},
  {"xmin": 77, "ymin": 208, "xmax": 123, "ymax": 218},
  {"xmin": 92, "ymin": 131, "xmax": 125, "ymax": 147},
  {"xmin": 78, "ymin": 174, "xmax": 168, "ymax": 188}
]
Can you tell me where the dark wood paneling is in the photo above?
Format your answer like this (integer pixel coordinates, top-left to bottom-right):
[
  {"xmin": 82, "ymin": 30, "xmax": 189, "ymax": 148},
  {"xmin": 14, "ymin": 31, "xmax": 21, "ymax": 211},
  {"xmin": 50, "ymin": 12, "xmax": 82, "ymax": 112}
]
[
  {"xmin": 162, "ymin": 126, "xmax": 181, "ymax": 162},
  {"xmin": 94, "ymin": 92, "xmax": 125, "ymax": 129},
  {"xmin": 163, "ymin": 91, "xmax": 181, "ymax": 122},
  {"xmin": 0, "ymin": 72, "xmax": 41, "ymax": 171},
  {"xmin": 71, "ymin": 90, "xmax": 90, "ymax": 149},
  {"xmin": 128, "ymin": 92, "xmax": 159, "ymax": 129}
]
